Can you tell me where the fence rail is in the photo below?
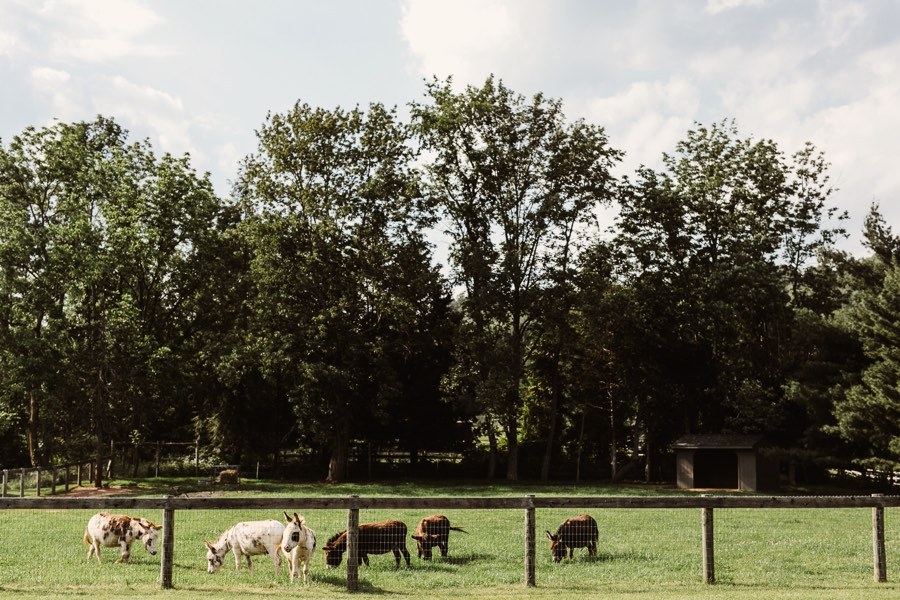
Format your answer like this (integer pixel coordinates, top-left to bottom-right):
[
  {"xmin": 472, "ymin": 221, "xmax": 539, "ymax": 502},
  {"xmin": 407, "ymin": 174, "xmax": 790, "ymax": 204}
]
[
  {"xmin": 0, "ymin": 493, "xmax": 896, "ymax": 591},
  {"xmin": 2, "ymin": 494, "xmax": 898, "ymax": 510}
]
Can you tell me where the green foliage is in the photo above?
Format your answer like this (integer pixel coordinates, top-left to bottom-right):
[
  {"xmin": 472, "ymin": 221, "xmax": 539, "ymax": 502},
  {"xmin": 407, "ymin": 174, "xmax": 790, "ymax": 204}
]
[
  {"xmin": 0, "ymin": 117, "xmax": 221, "ymax": 467},
  {"xmin": 607, "ymin": 121, "xmax": 849, "ymax": 473},
  {"xmin": 413, "ymin": 76, "xmax": 621, "ymax": 480},
  {"xmin": 230, "ymin": 101, "xmax": 458, "ymax": 481},
  {"xmin": 831, "ymin": 259, "xmax": 900, "ymax": 467},
  {"xmin": 0, "ymin": 87, "xmax": 893, "ymax": 484}
]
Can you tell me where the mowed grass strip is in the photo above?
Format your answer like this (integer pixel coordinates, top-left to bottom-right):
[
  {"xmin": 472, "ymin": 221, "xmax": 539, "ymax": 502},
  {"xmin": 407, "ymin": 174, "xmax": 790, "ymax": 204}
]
[{"xmin": 0, "ymin": 479, "xmax": 897, "ymax": 599}]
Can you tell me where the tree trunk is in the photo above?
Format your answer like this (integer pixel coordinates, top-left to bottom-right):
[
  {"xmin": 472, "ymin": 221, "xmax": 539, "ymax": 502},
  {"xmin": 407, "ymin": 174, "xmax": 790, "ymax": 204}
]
[
  {"xmin": 540, "ymin": 375, "xmax": 560, "ymax": 482},
  {"xmin": 609, "ymin": 387, "xmax": 617, "ymax": 481},
  {"xmin": 132, "ymin": 444, "xmax": 140, "ymax": 478},
  {"xmin": 93, "ymin": 435, "xmax": 104, "ymax": 488},
  {"xmin": 326, "ymin": 417, "xmax": 350, "ymax": 483},
  {"xmin": 27, "ymin": 391, "xmax": 40, "ymax": 467},
  {"xmin": 645, "ymin": 437, "xmax": 652, "ymax": 483},
  {"xmin": 575, "ymin": 410, "xmax": 586, "ymax": 483},
  {"xmin": 505, "ymin": 416, "xmax": 519, "ymax": 481},
  {"xmin": 486, "ymin": 420, "xmax": 498, "ymax": 480}
]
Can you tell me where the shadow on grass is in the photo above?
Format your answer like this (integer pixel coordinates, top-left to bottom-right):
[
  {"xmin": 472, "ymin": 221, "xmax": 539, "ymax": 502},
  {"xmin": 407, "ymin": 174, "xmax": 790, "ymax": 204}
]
[
  {"xmin": 306, "ymin": 572, "xmax": 396, "ymax": 595},
  {"xmin": 86, "ymin": 476, "xmax": 700, "ymax": 499},
  {"xmin": 549, "ymin": 550, "xmax": 649, "ymax": 564},
  {"xmin": 410, "ymin": 552, "xmax": 494, "ymax": 567}
]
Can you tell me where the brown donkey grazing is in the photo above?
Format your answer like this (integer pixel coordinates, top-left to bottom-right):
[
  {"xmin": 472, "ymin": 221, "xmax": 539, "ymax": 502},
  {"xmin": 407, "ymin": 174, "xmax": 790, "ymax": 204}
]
[
  {"xmin": 411, "ymin": 514, "xmax": 468, "ymax": 560},
  {"xmin": 323, "ymin": 520, "xmax": 410, "ymax": 568},
  {"xmin": 546, "ymin": 514, "xmax": 598, "ymax": 562}
]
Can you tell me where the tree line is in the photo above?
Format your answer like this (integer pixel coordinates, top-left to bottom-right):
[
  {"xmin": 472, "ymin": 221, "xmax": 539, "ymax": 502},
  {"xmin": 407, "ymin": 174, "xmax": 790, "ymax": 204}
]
[{"xmin": 0, "ymin": 77, "xmax": 896, "ymax": 484}]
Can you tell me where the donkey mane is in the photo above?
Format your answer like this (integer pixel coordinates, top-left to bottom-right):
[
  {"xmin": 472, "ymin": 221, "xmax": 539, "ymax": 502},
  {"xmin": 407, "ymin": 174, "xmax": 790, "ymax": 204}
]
[{"xmin": 325, "ymin": 530, "xmax": 345, "ymax": 547}]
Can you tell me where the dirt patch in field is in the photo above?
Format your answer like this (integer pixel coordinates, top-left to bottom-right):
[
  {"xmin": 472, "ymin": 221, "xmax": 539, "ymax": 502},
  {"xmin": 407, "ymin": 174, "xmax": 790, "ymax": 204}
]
[{"xmin": 64, "ymin": 485, "xmax": 142, "ymax": 497}]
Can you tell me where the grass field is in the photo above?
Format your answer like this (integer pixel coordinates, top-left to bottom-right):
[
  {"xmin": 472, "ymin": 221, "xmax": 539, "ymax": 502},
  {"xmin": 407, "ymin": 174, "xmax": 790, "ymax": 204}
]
[{"xmin": 0, "ymin": 478, "xmax": 897, "ymax": 599}]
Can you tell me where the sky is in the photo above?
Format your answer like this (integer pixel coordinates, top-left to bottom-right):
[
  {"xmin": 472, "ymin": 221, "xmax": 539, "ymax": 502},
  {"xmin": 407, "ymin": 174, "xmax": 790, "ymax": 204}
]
[{"xmin": 1, "ymin": 0, "xmax": 899, "ymax": 254}]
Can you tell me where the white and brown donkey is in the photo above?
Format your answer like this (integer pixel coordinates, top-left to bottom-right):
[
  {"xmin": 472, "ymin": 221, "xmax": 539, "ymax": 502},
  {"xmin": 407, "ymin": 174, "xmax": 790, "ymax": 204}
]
[
  {"xmin": 277, "ymin": 512, "xmax": 316, "ymax": 583},
  {"xmin": 204, "ymin": 519, "xmax": 285, "ymax": 574},
  {"xmin": 83, "ymin": 512, "xmax": 161, "ymax": 563}
]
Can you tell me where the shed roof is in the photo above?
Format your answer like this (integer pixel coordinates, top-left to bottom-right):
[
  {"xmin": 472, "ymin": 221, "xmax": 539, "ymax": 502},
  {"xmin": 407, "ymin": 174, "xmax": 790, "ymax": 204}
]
[{"xmin": 671, "ymin": 434, "xmax": 765, "ymax": 450}]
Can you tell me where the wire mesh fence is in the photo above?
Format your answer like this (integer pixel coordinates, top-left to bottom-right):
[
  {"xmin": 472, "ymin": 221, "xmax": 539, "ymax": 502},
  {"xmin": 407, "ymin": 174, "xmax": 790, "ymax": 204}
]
[
  {"xmin": 0, "ymin": 508, "xmax": 165, "ymax": 587},
  {"xmin": 0, "ymin": 496, "xmax": 896, "ymax": 594}
]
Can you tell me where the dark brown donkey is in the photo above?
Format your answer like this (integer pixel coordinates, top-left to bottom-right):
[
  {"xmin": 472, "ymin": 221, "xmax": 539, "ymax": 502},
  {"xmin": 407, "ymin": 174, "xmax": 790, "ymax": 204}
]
[
  {"xmin": 411, "ymin": 514, "xmax": 468, "ymax": 559},
  {"xmin": 323, "ymin": 519, "xmax": 410, "ymax": 567},
  {"xmin": 546, "ymin": 514, "xmax": 598, "ymax": 562}
]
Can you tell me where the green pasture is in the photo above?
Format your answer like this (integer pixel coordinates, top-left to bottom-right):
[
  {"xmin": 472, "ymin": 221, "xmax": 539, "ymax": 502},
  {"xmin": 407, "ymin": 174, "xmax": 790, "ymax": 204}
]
[{"xmin": 0, "ymin": 479, "xmax": 897, "ymax": 599}]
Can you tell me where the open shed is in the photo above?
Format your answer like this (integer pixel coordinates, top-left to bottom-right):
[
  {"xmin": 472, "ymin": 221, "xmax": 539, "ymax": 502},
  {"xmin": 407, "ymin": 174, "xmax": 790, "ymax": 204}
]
[{"xmin": 672, "ymin": 434, "xmax": 778, "ymax": 492}]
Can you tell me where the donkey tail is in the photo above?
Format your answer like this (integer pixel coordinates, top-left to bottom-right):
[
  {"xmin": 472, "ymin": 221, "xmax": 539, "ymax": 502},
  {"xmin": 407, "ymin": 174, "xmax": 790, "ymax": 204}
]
[{"xmin": 449, "ymin": 526, "xmax": 469, "ymax": 534}]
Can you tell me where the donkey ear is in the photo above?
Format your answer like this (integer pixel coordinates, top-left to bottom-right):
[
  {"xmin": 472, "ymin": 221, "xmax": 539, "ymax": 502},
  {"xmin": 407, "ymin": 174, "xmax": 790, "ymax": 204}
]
[
  {"xmin": 284, "ymin": 511, "xmax": 291, "ymax": 522},
  {"xmin": 204, "ymin": 540, "xmax": 214, "ymax": 550},
  {"xmin": 294, "ymin": 512, "xmax": 303, "ymax": 524},
  {"xmin": 545, "ymin": 531, "xmax": 554, "ymax": 541}
]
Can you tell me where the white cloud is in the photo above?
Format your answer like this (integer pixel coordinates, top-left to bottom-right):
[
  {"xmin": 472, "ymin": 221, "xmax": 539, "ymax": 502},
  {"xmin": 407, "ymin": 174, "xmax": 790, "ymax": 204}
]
[
  {"xmin": 29, "ymin": 65, "xmax": 84, "ymax": 118},
  {"xmin": 11, "ymin": 0, "xmax": 171, "ymax": 62},
  {"xmin": 0, "ymin": 30, "xmax": 22, "ymax": 56},
  {"xmin": 804, "ymin": 42, "xmax": 900, "ymax": 213},
  {"xmin": 30, "ymin": 65, "xmax": 69, "ymax": 85},
  {"xmin": 706, "ymin": 0, "xmax": 767, "ymax": 15},
  {"xmin": 216, "ymin": 142, "xmax": 241, "ymax": 180},
  {"xmin": 25, "ymin": 69, "xmax": 195, "ymax": 156},
  {"xmin": 584, "ymin": 77, "xmax": 699, "ymax": 173},
  {"xmin": 400, "ymin": 0, "xmax": 548, "ymax": 86},
  {"xmin": 91, "ymin": 75, "xmax": 192, "ymax": 154},
  {"xmin": 818, "ymin": 0, "xmax": 866, "ymax": 48}
]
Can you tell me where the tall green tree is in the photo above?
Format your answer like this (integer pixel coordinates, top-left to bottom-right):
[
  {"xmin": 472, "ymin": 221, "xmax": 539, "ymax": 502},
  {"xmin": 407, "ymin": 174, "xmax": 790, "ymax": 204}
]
[
  {"xmin": 829, "ymin": 208, "xmax": 900, "ymax": 472},
  {"xmin": 413, "ymin": 76, "xmax": 621, "ymax": 480},
  {"xmin": 0, "ymin": 118, "xmax": 220, "ymax": 481},
  {"xmin": 236, "ymin": 101, "xmax": 448, "ymax": 482},
  {"xmin": 612, "ymin": 121, "xmax": 846, "ymax": 476}
]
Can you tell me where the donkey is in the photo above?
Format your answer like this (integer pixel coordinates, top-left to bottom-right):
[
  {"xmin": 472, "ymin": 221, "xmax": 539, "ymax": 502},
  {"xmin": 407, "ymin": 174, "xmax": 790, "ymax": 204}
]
[
  {"xmin": 411, "ymin": 514, "xmax": 468, "ymax": 560},
  {"xmin": 84, "ymin": 512, "xmax": 161, "ymax": 564},
  {"xmin": 204, "ymin": 519, "xmax": 284, "ymax": 574},
  {"xmin": 546, "ymin": 514, "xmax": 598, "ymax": 562},
  {"xmin": 323, "ymin": 519, "xmax": 410, "ymax": 568},
  {"xmin": 277, "ymin": 512, "xmax": 316, "ymax": 583}
]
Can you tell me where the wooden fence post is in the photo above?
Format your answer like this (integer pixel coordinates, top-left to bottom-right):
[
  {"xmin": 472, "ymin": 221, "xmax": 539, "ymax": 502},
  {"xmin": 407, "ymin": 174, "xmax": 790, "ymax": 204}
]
[
  {"xmin": 524, "ymin": 494, "xmax": 536, "ymax": 587},
  {"xmin": 19, "ymin": 468, "xmax": 25, "ymax": 497},
  {"xmin": 873, "ymin": 494, "xmax": 887, "ymax": 582},
  {"xmin": 161, "ymin": 495, "xmax": 175, "ymax": 589},
  {"xmin": 702, "ymin": 501, "xmax": 715, "ymax": 584},
  {"xmin": 1, "ymin": 469, "xmax": 7, "ymax": 497},
  {"xmin": 346, "ymin": 495, "xmax": 360, "ymax": 593}
]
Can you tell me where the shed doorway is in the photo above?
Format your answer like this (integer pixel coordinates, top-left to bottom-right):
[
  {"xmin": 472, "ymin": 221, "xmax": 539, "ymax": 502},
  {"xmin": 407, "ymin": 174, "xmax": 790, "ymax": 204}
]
[{"xmin": 693, "ymin": 449, "xmax": 738, "ymax": 489}]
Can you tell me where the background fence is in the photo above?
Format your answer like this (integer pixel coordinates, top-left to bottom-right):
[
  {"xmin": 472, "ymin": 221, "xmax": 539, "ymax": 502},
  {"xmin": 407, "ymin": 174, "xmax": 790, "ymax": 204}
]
[{"xmin": 0, "ymin": 461, "xmax": 99, "ymax": 497}]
